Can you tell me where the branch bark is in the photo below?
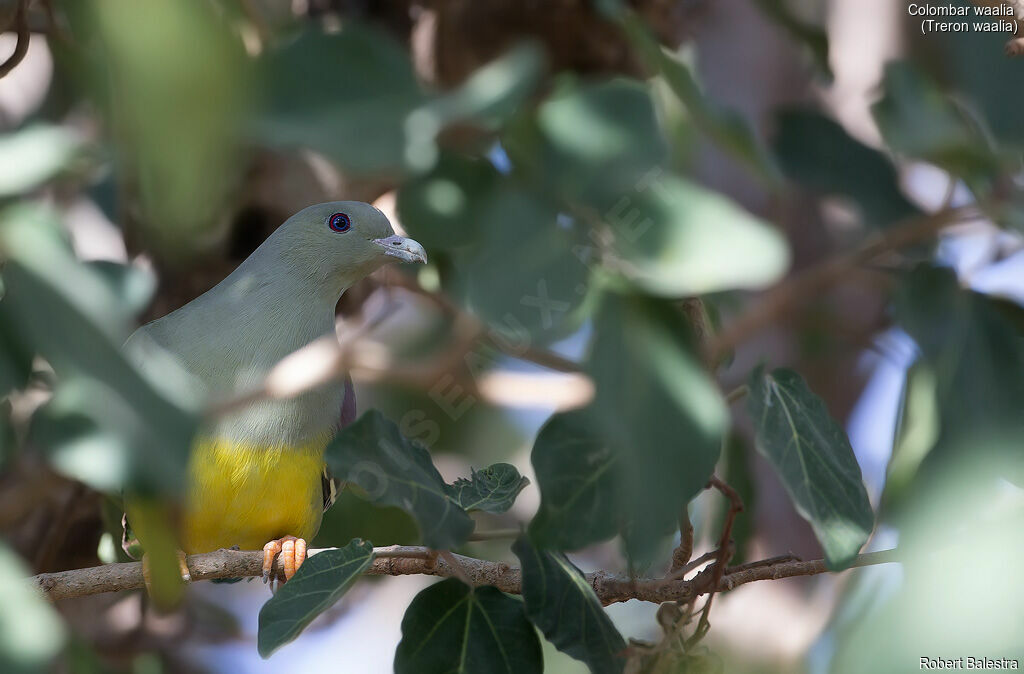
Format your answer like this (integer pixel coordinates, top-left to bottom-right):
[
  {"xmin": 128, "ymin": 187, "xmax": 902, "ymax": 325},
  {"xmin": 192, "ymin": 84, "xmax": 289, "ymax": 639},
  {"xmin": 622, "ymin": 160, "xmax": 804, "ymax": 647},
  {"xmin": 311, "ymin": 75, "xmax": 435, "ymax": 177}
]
[{"xmin": 30, "ymin": 545, "xmax": 900, "ymax": 605}]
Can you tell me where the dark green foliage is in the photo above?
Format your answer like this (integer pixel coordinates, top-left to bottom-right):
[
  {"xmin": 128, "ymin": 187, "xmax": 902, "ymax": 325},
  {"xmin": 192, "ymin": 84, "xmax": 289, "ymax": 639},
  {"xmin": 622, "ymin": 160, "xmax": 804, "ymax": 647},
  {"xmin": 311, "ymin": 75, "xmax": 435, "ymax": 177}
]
[
  {"xmin": 394, "ymin": 579, "xmax": 543, "ymax": 674},
  {"xmin": 445, "ymin": 463, "xmax": 530, "ymax": 513},
  {"xmin": 325, "ymin": 411, "xmax": 475, "ymax": 550},
  {"xmin": 747, "ymin": 367, "xmax": 874, "ymax": 569},
  {"xmin": 257, "ymin": 539, "xmax": 375, "ymax": 658},
  {"xmin": 773, "ymin": 108, "xmax": 920, "ymax": 227},
  {"xmin": 513, "ymin": 536, "xmax": 626, "ymax": 674}
]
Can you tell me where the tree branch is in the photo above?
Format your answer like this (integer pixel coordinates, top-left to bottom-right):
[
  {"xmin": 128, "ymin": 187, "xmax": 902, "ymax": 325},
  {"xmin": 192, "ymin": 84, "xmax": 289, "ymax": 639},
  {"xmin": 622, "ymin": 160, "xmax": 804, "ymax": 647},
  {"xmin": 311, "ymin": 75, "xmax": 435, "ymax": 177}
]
[{"xmin": 30, "ymin": 545, "xmax": 900, "ymax": 604}]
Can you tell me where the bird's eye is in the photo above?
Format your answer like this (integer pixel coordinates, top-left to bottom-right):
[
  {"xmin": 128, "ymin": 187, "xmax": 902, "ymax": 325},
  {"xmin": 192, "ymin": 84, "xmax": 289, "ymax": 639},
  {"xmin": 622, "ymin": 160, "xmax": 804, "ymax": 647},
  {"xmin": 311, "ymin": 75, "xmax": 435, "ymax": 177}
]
[{"xmin": 327, "ymin": 212, "xmax": 351, "ymax": 233}]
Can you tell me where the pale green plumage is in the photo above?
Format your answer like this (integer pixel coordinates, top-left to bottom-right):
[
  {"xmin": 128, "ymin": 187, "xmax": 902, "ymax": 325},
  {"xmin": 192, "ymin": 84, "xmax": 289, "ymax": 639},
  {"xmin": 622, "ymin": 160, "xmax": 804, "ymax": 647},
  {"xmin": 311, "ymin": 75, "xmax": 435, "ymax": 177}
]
[{"xmin": 124, "ymin": 201, "xmax": 426, "ymax": 555}]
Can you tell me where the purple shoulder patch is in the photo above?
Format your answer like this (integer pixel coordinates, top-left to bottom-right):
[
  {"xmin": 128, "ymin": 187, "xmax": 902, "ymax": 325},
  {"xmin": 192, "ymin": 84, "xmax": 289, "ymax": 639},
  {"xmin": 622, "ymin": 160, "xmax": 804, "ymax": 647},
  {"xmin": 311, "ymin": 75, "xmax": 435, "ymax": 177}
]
[{"xmin": 339, "ymin": 374, "xmax": 357, "ymax": 428}]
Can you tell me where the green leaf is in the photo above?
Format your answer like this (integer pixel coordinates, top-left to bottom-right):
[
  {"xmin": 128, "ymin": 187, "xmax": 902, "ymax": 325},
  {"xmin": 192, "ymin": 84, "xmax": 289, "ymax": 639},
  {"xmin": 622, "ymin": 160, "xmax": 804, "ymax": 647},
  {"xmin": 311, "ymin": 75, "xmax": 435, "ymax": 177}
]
[
  {"xmin": 0, "ymin": 125, "xmax": 82, "ymax": 198},
  {"xmin": 750, "ymin": 0, "xmax": 831, "ymax": 79},
  {"xmin": 427, "ymin": 42, "xmax": 545, "ymax": 131},
  {"xmin": 0, "ymin": 205, "xmax": 196, "ymax": 494},
  {"xmin": 0, "ymin": 543, "xmax": 65, "ymax": 673},
  {"xmin": 394, "ymin": 579, "xmax": 543, "ymax": 674},
  {"xmin": 325, "ymin": 411, "xmax": 474, "ymax": 550},
  {"xmin": 89, "ymin": 0, "xmax": 249, "ymax": 257},
  {"xmin": 312, "ymin": 488, "xmax": 419, "ymax": 548},
  {"xmin": 611, "ymin": 7, "xmax": 779, "ymax": 181},
  {"xmin": 257, "ymin": 539, "xmax": 375, "ymax": 658},
  {"xmin": 603, "ymin": 173, "xmax": 790, "ymax": 296},
  {"xmin": 258, "ymin": 25, "xmax": 426, "ymax": 174},
  {"xmin": 512, "ymin": 536, "xmax": 626, "ymax": 674},
  {"xmin": 528, "ymin": 409, "xmax": 620, "ymax": 551},
  {"xmin": 893, "ymin": 265, "xmax": 1024, "ymax": 473},
  {"xmin": 590, "ymin": 294, "xmax": 728, "ymax": 563},
  {"xmin": 86, "ymin": 261, "xmax": 156, "ymax": 316},
  {"xmin": 445, "ymin": 463, "xmax": 529, "ymax": 514},
  {"xmin": 260, "ymin": 32, "xmax": 541, "ymax": 176},
  {"xmin": 746, "ymin": 366, "xmax": 874, "ymax": 569},
  {"xmin": 773, "ymin": 108, "xmax": 920, "ymax": 227},
  {"xmin": 397, "ymin": 152, "xmax": 501, "ymax": 250},
  {"xmin": 872, "ymin": 62, "xmax": 1000, "ymax": 187},
  {"xmin": 463, "ymin": 188, "xmax": 589, "ymax": 341},
  {"xmin": 525, "ymin": 77, "xmax": 668, "ymax": 203},
  {"xmin": 529, "ymin": 295, "xmax": 726, "ymax": 562}
]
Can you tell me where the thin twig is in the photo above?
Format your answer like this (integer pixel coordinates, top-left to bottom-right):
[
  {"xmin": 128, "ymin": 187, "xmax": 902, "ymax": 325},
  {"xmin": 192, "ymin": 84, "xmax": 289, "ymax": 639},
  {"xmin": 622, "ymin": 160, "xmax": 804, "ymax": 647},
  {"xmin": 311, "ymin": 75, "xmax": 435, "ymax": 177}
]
[
  {"xmin": 669, "ymin": 510, "xmax": 694, "ymax": 573},
  {"xmin": 684, "ymin": 475, "xmax": 744, "ymax": 649},
  {"xmin": 0, "ymin": 0, "xmax": 30, "ymax": 79},
  {"xmin": 467, "ymin": 529, "xmax": 521, "ymax": 542},
  {"xmin": 29, "ymin": 545, "xmax": 900, "ymax": 603},
  {"xmin": 725, "ymin": 384, "xmax": 749, "ymax": 405}
]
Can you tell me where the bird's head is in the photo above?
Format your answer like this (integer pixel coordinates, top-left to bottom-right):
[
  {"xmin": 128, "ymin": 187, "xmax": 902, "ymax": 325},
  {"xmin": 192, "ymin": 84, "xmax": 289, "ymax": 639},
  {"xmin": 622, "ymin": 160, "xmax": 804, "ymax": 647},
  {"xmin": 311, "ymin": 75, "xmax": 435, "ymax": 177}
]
[{"xmin": 258, "ymin": 201, "xmax": 427, "ymax": 299}]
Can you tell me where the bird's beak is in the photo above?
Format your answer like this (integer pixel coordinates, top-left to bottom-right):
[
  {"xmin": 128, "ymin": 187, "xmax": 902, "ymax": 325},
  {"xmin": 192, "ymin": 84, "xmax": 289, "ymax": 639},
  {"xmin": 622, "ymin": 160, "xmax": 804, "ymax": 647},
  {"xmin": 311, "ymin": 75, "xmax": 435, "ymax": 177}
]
[{"xmin": 373, "ymin": 235, "xmax": 428, "ymax": 265}]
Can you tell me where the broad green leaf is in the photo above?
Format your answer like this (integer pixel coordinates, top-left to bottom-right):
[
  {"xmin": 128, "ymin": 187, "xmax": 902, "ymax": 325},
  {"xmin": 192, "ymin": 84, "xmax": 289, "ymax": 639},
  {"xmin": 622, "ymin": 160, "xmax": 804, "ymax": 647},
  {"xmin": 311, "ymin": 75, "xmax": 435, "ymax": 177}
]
[
  {"xmin": 0, "ymin": 125, "xmax": 82, "ymax": 198},
  {"xmin": 258, "ymin": 539, "xmax": 375, "ymax": 658},
  {"xmin": 591, "ymin": 294, "xmax": 727, "ymax": 563},
  {"xmin": 86, "ymin": 261, "xmax": 157, "ymax": 316},
  {"xmin": 833, "ymin": 451, "xmax": 1024, "ymax": 673},
  {"xmin": 604, "ymin": 173, "xmax": 790, "ymax": 296},
  {"xmin": 397, "ymin": 152, "xmax": 501, "ymax": 250},
  {"xmin": 0, "ymin": 205, "xmax": 196, "ymax": 494},
  {"xmin": 609, "ymin": 4, "xmax": 779, "ymax": 181},
  {"xmin": 532, "ymin": 294, "xmax": 727, "ymax": 563},
  {"xmin": 325, "ymin": 411, "xmax": 474, "ymax": 550},
  {"xmin": 313, "ymin": 488, "xmax": 419, "ymax": 548},
  {"xmin": 427, "ymin": 42, "xmax": 545, "ymax": 130},
  {"xmin": 526, "ymin": 77, "xmax": 668, "ymax": 203},
  {"xmin": 528, "ymin": 409, "xmax": 620, "ymax": 551},
  {"xmin": 445, "ymin": 463, "xmax": 529, "ymax": 514},
  {"xmin": 394, "ymin": 579, "xmax": 543, "ymax": 674},
  {"xmin": 463, "ymin": 188, "xmax": 588, "ymax": 341},
  {"xmin": 512, "ymin": 536, "xmax": 626, "ymax": 674},
  {"xmin": 259, "ymin": 26, "xmax": 426, "ymax": 174},
  {"xmin": 0, "ymin": 303, "xmax": 32, "ymax": 397},
  {"xmin": 750, "ymin": 0, "xmax": 831, "ymax": 79},
  {"xmin": 883, "ymin": 362, "xmax": 939, "ymax": 509},
  {"xmin": 90, "ymin": 0, "xmax": 249, "ymax": 257},
  {"xmin": 773, "ymin": 109, "xmax": 920, "ymax": 228},
  {"xmin": 747, "ymin": 366, "xmax": 874, "ymax": 569},
  {"xmin": 894, "ymin": 265, "xmax": 1024, "ymax": 474},
  {"xmin": 872, "ymin": 62, "xmax": 1001, "ymax": 187},
  {"xmin": 260, "ymin": 32, "xmax": 541, "ymax": 176},
  {"xmin": 0, "ymin": 544, "xmax": 65, "ymax": 673}
]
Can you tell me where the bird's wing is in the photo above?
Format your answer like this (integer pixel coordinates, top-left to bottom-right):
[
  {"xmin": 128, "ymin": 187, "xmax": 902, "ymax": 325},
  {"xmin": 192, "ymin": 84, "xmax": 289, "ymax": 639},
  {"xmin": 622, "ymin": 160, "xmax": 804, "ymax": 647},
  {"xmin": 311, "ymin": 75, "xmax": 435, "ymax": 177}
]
[{"xmin": 321, "ymin": 374, "xmax": 356, "ymax": 512}]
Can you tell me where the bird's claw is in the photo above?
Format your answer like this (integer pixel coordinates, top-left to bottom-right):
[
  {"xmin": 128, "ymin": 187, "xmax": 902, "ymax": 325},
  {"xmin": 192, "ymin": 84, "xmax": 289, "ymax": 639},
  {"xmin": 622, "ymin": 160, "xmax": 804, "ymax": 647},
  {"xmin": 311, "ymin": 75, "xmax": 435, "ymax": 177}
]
[{"xmin": 262, "ymin": 536, "xmax": 307, "ymax": 588}]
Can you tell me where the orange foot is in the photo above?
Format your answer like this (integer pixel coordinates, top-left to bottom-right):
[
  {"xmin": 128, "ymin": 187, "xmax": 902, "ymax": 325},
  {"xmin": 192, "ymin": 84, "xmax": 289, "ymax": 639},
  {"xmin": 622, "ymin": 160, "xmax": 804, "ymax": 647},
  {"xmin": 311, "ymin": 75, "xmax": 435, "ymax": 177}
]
[{"xmin": 262, "ymin": 536, "xmax": 307, "ymax": 587}]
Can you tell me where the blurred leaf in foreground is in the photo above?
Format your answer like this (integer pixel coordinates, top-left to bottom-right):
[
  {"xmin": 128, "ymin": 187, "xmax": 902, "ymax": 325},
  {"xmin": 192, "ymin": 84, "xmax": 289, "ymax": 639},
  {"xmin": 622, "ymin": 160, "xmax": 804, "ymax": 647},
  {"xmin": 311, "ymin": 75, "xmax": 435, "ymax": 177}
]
[
  {"xmin": 258, "ymin": 539, "xmax": 375, "ymax": 658},
  {"xmin": 832, "ymin": 449, "xmax": 1024, "ymax": 673},
  {"xmin": 0, "ymin": 205, "xmax": 196, "ymax": 494},
  {"xmin": 873, "ymin": 62, "xmax": 1001, "ymax": 190},
  {"xmin": 0, "ymin": 125, "xmax": 83, "ymax": 198},
  {"xmin": 530, "ymin": 295, "xmax": 726, "ymax": 563},
  {"xmin": 394, "ymin": 579, "xmax": 542, "ymax": 674},
  {"xmin": 747, "ymin": 366, "xmax": 874, "ymax": 569},
  {"xmin": 773, "ymin": 108, "xmax": 920, "ymax": 228},
  {"xmin": 0, "ymin": 544, "xmax": 65, "ymax": 673},
  {"xmin": 91, "ymin": 0, "xmax": 250, "ymax": 257},
  {"xmin": 511, "ymin": 78, "xmax": 789, "ymax": 296}
]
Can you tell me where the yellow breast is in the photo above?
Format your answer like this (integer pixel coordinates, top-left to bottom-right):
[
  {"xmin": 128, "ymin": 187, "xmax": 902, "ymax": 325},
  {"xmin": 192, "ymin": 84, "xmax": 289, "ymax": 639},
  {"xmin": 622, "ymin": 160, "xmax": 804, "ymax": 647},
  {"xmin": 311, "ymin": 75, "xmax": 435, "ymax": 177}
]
[{"xmin": 181, "ymin": 435, "xmax": 330, "ymax": 553}]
